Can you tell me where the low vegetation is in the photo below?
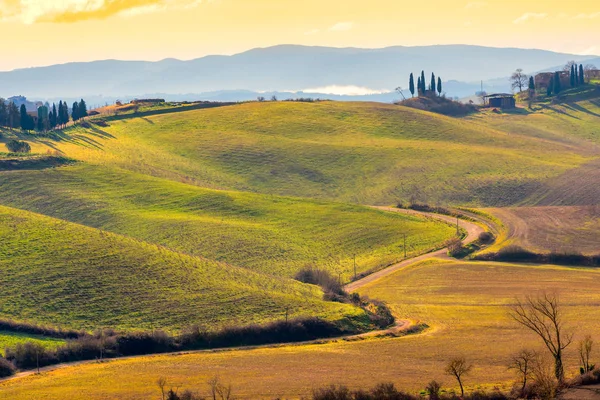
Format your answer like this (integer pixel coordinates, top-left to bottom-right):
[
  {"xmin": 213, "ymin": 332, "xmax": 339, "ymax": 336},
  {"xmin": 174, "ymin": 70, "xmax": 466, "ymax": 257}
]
[
  {"xmin": 4, "ymin": 260, "xmax": 600, "ymax": 398},
  {"xmin": 399, "ymin": 95, "xmax": 477, "ymax": 117}
]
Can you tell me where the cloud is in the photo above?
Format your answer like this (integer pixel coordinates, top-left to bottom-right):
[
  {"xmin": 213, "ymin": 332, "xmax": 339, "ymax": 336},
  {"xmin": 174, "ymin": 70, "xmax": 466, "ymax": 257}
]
[
  {"xmin": 572, "ymin": 12, "xmax": 600, "ymax": 20},
  {"xmin": 513, "ymin": 12, "xmax": 548, "ymax": 24},
  {"xmin": 329, "ymin": 21, "xmax": 354, "ymax": 31},
  {"xmin": 0, "ymin": 0, "xmax": 204, "ymax": 24},
  {"xmin": 465, "ymin": 2, "xmax": 487, "ymax": 9}
]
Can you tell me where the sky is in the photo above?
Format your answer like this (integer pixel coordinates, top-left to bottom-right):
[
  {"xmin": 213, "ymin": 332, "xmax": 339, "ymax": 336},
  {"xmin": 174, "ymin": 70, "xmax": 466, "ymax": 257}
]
[{"xmin": 0, "ymin": 0, "xmax": 598, "ymax": 71}]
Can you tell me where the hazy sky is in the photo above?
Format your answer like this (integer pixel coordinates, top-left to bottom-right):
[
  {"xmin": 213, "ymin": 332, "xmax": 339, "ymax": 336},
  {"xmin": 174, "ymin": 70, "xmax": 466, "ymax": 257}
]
[{"xmin": 1, "ymin": 0, "xmax": 598, "ymax": 71}]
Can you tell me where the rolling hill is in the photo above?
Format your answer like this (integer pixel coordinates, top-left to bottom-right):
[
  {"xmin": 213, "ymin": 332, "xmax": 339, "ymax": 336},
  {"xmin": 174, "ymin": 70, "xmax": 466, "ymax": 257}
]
[
  {"xmin": 0, "ymin": 204, "xmax": 367, "ymax": 331},
  {"xmin": 36, "ymin": 100, "xmax": 599, "ymax": 207}
]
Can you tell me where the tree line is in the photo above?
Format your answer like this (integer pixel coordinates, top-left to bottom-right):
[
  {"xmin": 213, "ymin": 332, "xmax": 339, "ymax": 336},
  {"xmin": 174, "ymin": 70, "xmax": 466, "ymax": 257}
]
[
  {"xmin": 0, "ymin": 98, "xmax": 88, "ymax": 132},
  {"xmin": 511, "ymin": 62, "xmax": 596, "ymax": 98},
  {"xmin": 408, "ymin": 71, "xmax": 443, "ymax": 97}
]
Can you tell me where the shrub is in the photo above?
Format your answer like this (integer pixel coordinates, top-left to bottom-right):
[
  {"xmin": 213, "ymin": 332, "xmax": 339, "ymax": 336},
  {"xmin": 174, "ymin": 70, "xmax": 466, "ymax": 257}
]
[
  {"xmin": 478, "ymin": 232, "xmax": 494, "ymax": 244},
  {"xmin": 445, "ymin": 238, "xmax": 464, "ymax": 257},
  {"xmin": 295, "ymin": 267, "xmax": 345, "ymax": 297},
  {"xmin": 399, "ymin": 96, "xmax": 477, "ymax": 117},
  {"xmin": 6, "ymin": 140, "xmax": 31, "ymax": 153},
  {"xmin": 426, "ymin": 380, "xmax": 442, "ymax": 400},
  {"xmin": 0, "ymin": 357, "xmax": 16, "ymax": 377},
  {"xmin": 5, "ymin": 342, "xmax": 58, "ymax": 369}
]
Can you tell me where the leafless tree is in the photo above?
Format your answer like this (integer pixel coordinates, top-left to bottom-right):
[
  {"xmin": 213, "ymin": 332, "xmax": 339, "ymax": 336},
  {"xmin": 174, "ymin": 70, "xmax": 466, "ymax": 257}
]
[
  {"xmin": 510, "ymin": 69, "xmax": 529, "ymax": 92},
  {"xmin": 208, "ymin": 376, "xmax": 233, "ymax": 400},
  {"xmin": 579, "ymin": 335, "xmax": 594, "ymax": 373},
  {"xmin": 563, "ymin": 60, "xmax": 578, "ymax": 72},
  {"xmin": 584, "ymin": 64, "xmax": 597, "ymax": 83},
  {"xmin": 157, "ymin": 377, "xmax": 167, "ymax": 400},
  {"xmin": 445, "ymin": 356, "xmax": 472, "ymax": 397},
  {"xmin": 271, "ymin": 95, "xmax": 278, "ymax": 101},
  {"xmin": 510, "ymin": 292, "xmax": 573, "ymax": 383},
  {"xmin": 257, "ymin": 96, "xmax": 266, "ymax": 102},
  {"xmin": 509, "ymin": 349, "xmax": 537, "ymax": 396}
]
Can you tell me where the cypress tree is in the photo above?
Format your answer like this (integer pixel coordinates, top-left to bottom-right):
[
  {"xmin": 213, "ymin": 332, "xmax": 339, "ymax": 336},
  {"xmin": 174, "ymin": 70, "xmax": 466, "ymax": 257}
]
[
  {"xmin": 570, "ymin": 65, "xmax": 575, "ymax": 87},
  {"xmin": 437, "ymin": 77, "xmax": 442, "ymax": 96},
  {"xmin": 547, "ymin": 76, "xmax": 553, "ymax": 96},
  {"xmin": 0, "ymin": 100, "xmax": 7, "ymax": 127},
  {"xmin": 409, "ymin": 73, "xmax": 415, "ymax": 97},
  {"xmin": 50, "ymin": 104, "xmax": 57, "ymax": 129},
  {"xmin": 20, "ymin": 104, "xmax": 28, "ymax": 131},
  {"xmin": 579, "ymin": 64, "xmax": 585, "ymax": 85},
  {"xmin": 421, "ymin": 70, "xmax": 426, "ymax": 94},
  {"xmin": 528, "ymin": 76, "xmax": 535, "ymax": 91},
  {"xmin": 417, "ymin": 76, "xmax": 422, "ymax": 96},
  {"xmin": 430, "ymin": 73, "xmax": 436, "ymax": 94},
  {"xmin": 62, "ymin": 102, "xmax": 70, "ymax": 125},
  {"xmin": 553, "ymin": 71, "xmax": 562, "ymax": 94},
  {"xmin": 79, "ymin": 99, "xmax": 88, "ymax": 119},
  {"xmin": 72, "ymin": 102, "xmax": 80, "ymax": 122}
]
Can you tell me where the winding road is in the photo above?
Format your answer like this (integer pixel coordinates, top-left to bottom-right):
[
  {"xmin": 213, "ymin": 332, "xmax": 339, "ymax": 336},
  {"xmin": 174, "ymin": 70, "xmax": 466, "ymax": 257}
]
[
  {"xmin": 345, "ymin": 207, "xmax": 484, "ymax": 292},
  {"xmin": 0, "ymin": 207, "xmax": 485, "ymax": 385}
]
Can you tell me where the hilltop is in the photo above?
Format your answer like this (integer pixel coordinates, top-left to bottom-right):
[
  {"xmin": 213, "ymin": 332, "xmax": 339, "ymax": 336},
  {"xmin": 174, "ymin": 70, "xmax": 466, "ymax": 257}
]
[{"xmin": 33, "ymin": 98, "xmax": 600, "ymax": 207}]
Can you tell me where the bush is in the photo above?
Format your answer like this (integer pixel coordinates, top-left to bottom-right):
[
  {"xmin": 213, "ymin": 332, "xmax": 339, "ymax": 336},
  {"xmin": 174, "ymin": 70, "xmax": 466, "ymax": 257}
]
[
  {"xmin": 426, "ymin": 380, "xmax": 442, "ymax": 400},
  {"xmin": 312, "ymin": 383, "xmax": 417, "ymax": 400},
  {"xmin": 399, "ymin": 96, "xmax": 477, "ymax": 117},
  {"xmin": 0, "ymin": 357, "xmax": 16, "ymax": 377},
  {"xmin": 295, "ymin": 267, "xmax": 345, "ymax": 297},
  {"xmin": 5, "ymin": 342, "xmax": 58, "ymax": 369},
  {"xmin": 478, "ymin": 232, "xmax": 494, "ymax": 244},
  {"xmin": 6, "ymin": 140, "xmax": 31, "ymax": 153},
  {"xmin": 445, "ymin": 237, "xmax": 464, "ymax": 257}
]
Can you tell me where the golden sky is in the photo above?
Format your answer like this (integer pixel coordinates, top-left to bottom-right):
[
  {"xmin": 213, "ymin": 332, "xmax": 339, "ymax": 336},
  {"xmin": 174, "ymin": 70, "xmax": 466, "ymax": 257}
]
[{"xmin": 1, "ymin": 0, "xmax": 598, "ymax": 70}]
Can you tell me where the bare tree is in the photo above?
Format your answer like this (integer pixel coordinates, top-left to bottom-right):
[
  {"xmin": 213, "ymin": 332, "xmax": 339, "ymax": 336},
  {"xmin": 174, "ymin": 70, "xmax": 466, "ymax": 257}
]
[
  {"xmin": 584, "ymin": 64, "xmax": 597, "ymax": 83},
  {"xmin": 271, "ymin": 95, "xmax": 278, "ymax": 101},
  {"xmin": 157, "ymin": 377, "xmax": 167, "ymax": 400},
  {"xmin": 510, "ymin": 69, "xmax": 529, "ymax": 92},
  {"xmin": 208, "ymin": 376, "xmax": 233, "ymax": 400},
  {"xmin": 563, "ymin": 60, "xmax": 578, "ymax": 72},
  {"xmin": 509, "ymin": 349, "xmax": 537, "ymax": 396},
  {"xmin": 445, "ymin": 356, "xmax": 472, "ymax": 397},
  {"xmin": 510, "ymin": 292, "xmax": 573, "ymax": 383},
  {"xmin": 579, "ymin": 335, "xmax": 594, "ymax": 373}
]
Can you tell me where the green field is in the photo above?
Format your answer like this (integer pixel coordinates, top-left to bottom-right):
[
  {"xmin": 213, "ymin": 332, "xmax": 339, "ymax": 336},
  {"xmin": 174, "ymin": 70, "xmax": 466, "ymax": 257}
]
[
  {"xmin": 24, "ymin": 100, "xmax": 597, "ymax": 207},
  {"xmin": 0, "ymin": 332, "xmax": 64, "ymax": 357},
  {"xmin": 0, "ymin": 204, "xmax": 373, "ymax": 331}
]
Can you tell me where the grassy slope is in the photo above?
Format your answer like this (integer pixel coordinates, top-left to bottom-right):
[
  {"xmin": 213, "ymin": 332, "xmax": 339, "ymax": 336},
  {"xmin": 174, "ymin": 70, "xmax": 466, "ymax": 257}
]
[
  {"xmin": 0, "ymin": 332, "xmax": 64, "ymax": 357},
  {"xmin": 0, "ymin": 164, "xmax": 454, "ymax": 278},
  {"xmin": 4, "ymin": 259, "xmax": 600, "ymax": 398},
  {"xmin": 37, "ymin": 101, "xmax": 596, "ymax": 206},
  {"xmin": 0, "ymin": 204, "xmax": 363, "ymax": 331}
]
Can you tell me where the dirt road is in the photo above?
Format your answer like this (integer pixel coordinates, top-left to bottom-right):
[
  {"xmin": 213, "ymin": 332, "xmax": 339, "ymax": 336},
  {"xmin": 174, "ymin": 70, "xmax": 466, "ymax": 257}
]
[{"xmin": 345, "ymin": 207, "xmax": 484, "ymax": 292}]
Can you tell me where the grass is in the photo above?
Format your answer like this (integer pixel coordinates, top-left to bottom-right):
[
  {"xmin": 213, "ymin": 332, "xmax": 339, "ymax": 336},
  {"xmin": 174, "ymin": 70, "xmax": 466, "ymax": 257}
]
[
  {"xmin": 485, "ymin": 206, "xmax": 600, "ymax": 255},
  {"xmin": 0, "ymin": 203, "xmax": 366, "ymax": 332},
  {"xmin": 23, "ymin": 100, "xmax": 598, "ymax": 207},
  {"xmin": 0, "ymin": 332, "xmax": 64, "ymax": 357},
  {"xmin": 0, "ymin": 164, "xmax": 455, "ymax": 279},
  {"xmin": 3, "ymin": 259, "xmax": 600, "ymax": 398}
]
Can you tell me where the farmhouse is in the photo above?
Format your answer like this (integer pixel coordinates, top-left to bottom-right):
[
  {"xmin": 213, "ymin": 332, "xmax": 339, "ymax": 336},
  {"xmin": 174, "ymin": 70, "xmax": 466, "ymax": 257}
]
[{"xmin": 484, "ymin": 93, "xmax": 516, "ymax": 109}]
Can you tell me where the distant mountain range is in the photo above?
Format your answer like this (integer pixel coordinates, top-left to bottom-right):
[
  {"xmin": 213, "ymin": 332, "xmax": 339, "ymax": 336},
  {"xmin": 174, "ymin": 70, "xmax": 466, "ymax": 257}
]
[{"xmin": 2, "ymin": 45, "xmax": 597, "ymax": 103}]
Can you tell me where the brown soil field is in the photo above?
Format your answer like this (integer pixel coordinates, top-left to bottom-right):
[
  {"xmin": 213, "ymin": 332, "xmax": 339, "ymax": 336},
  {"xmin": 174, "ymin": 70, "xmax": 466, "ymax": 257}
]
[{"xmin": 488, "ymin": 206, "xmax": 600, "ymax": 255}]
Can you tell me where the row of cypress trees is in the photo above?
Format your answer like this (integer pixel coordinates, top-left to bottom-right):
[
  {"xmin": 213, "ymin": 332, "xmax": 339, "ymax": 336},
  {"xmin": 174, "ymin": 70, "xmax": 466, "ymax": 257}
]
[
  {"xmin": 547, "ymin": 64, "xmax": 586, "ymax": 96},
  {"xmin": 408, "ymin": 71, "xmax": 443, "ymax": 97},
  {"xmin": 0, "ymin": 98, "xmax": 87, "ymax": 132}
]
